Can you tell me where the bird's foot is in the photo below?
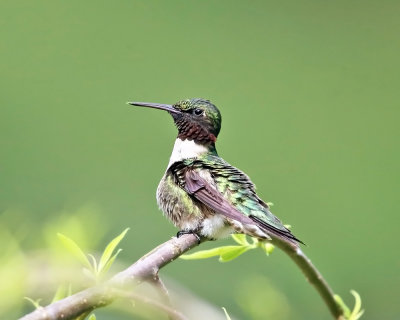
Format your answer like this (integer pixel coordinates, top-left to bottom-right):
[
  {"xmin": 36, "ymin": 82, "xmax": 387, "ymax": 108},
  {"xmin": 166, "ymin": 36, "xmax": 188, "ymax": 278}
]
[{"xmin": 176, "ymin": 230, "xmax": 202, "ymax": 244}]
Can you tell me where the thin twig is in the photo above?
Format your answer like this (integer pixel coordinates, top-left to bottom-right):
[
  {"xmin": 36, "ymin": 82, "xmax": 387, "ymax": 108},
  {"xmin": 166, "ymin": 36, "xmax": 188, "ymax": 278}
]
[
  {"xmin": 271, "ymin": 236, "xmax": 343, "ymax": 319},
  {"xmin": 150, "ymin": 274, "xmax": 171, "ymax": 305},
  {"xmin": 150, "ymin": 274, "xmax": 175, "ymax": 320},
  {"xmin": 115, "ymin": 288, "xmax": 188, "ymax": 320}
]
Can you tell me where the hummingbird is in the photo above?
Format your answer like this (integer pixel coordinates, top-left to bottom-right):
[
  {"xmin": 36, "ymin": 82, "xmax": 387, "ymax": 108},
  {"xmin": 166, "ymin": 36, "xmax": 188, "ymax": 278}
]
[{"xmin": 129, "ymin": 98, "xmax": 302, "ymax": 245}]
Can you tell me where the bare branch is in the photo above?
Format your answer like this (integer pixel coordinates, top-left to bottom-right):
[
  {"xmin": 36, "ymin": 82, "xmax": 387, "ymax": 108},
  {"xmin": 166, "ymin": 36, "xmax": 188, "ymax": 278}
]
[
  {"xmin": 20, "ymin": 234, "xmax": 200, "ymax": 320},
  {"xmin": 150, "ymin": 274, "xmax": 171, "ymax": 304},
  {"xmin": 19, "ymin": 232, "xmax": 345, "ymax": 320},
  {"xmin": 149, "ymin": 274, "xmax": 176, "ymax": 320}
]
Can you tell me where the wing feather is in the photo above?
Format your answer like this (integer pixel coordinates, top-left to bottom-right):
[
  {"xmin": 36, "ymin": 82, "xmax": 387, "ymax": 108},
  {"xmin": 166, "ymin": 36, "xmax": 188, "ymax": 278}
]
[
  {"xmin": 170, "ymin": 157, "xmax": 303, "ymax": 245},
  {"xmin": 184, "ymin": 170, "xmax": 255, "ymax": 226}
]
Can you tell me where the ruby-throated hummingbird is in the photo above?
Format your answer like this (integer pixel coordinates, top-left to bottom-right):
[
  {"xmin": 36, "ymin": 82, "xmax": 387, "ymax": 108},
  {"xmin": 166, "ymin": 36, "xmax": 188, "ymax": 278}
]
[{"xmin": 129, "ymin": 98, "xmax": 302, "ymax": 245}]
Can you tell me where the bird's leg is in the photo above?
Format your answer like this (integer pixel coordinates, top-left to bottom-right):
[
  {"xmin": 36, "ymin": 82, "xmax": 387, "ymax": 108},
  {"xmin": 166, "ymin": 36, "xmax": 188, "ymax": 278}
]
[{"xmin": 176, "ymin": 230, "xmax": 202, "ymax": 244}]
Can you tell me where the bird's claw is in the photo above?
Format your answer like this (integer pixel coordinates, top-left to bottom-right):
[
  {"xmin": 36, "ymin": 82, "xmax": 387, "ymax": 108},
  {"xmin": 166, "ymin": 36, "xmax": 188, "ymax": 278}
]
[{"xmin": 176, "ymin": 230, "xmax": 202, "ymax": 244}]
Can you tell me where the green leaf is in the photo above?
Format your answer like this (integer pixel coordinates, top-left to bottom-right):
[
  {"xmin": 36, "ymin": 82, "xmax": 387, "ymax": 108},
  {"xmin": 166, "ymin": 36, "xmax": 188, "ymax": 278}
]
[
  {"xmin": 100, "ymin": 248, "xmax": 122, "ymax": 276},
  {"xmin": 334, "ymin": 294, "xmax": 351, "ymax": 317},
  {"xmin": 349, "ymin": 290, "xmax": 364, "ymax": 320},
  {"xmin": 24, "ymin": 297, "xmax": 42, "ymax": 309},
  {"xmin": 57, "ymin": 233, "xmax": 92, "ymax": 271},
  {"xmin": 334, "ymin": 290, "xmax": 364, "ymax": 320},
  {"xmin": 231, "ymin": 234, "xmax": 249, "ymax": 246},
  {"xmin": 251, "ymin": 237, "xmax": 259, "ymax": 246},
  {"xmin": 83, "ymin": 267, "xmax": 96, "ymax": 281},
  {"xmin": 219, "ymin": 246, "xmax": 250, "ymax": 262},
  {"xmin": 262, "ymin": 242, "xmax": 275, "ymax": 255},
  {"xmin": 182, "ymin": 236, "xmax": 272, "ymax": 263},
  {"xmin": 75, "ymin": 311, "xmax": 91, "ymax": 320},
  {"xmin": 51, "ymin": 285, "xmax": 67, "ymax": 303},
  {"xmin": 98, "ymin": 228, "xmax": 129, "ymax": 273},
  {"xmin": 88, "ymin": 313, "xmax": 97, "ymax": 320},
  {"xmin": 181, "ymin": 247, "xmax": 225, "ymax": 260},
  {"xmin": 266, "ymin": 202, "xmax": 274, "ymax": 207},
  {"xmin": 222, "ymin": 307, "xmax": 232, "ymax": 320},
  {"xmin": 88, "ymin": 254, "xmax": 98, "ymax": 275}
]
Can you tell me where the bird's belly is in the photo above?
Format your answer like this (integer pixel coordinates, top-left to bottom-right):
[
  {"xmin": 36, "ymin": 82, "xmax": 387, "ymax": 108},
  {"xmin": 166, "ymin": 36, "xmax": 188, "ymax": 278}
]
[
  {"xmin": 156, "ymin": 175, "xmax": 204, "ymax": 231},
  {"xmin": 200, "ymin": 215, "xmax": 234, "ymax": 239},
  {"xmin": 156, "ymin": 174, "xmax": 233, "ymax": 239}
]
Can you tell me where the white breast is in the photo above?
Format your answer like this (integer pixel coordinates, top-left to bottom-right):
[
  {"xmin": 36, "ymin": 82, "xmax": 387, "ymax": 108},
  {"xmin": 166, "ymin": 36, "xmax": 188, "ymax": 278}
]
[{"xmin": 168, "ymin": 138, "xmax": 209, "ymax": 167}]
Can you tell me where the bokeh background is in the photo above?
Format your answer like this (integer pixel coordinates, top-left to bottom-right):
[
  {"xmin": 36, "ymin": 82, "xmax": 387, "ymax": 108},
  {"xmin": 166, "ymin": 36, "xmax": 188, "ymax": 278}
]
[{"xmin": 1, "ymin": 1, "xmax": 399, "ymax": 319}]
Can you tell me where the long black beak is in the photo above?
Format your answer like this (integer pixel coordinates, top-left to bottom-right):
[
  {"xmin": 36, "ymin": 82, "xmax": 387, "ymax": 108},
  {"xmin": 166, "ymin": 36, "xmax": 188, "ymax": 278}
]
[{"xmin": 127, "ymin": 101, "xmax": 180, "ymax": 114}]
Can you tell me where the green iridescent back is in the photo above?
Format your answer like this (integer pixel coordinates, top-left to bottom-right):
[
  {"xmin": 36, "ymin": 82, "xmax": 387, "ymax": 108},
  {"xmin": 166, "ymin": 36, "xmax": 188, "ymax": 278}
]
[{"xmin": 171, "ymin": 154, "xmax": 289, "ymax": 234}]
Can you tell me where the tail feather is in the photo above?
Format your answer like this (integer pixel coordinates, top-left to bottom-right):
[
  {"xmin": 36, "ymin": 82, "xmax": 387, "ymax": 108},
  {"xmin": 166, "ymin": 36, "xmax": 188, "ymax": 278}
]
[{"xmin": 250, "ymin": 215, "xmax": 305, "ymax": 245}]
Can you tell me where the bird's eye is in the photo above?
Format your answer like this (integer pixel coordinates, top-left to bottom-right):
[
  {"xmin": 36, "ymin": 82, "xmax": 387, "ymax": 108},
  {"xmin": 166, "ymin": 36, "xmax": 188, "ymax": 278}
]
[{"xmin": 194, "ymin": 108, "xmax": 203, "ymax": 116}]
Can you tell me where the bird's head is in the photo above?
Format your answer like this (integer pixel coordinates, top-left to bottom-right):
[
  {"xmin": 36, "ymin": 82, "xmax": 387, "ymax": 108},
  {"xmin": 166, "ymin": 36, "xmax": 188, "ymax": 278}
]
[{"xmin": 129, "ymin": 98, "xmax": 221, "ymax": 143}]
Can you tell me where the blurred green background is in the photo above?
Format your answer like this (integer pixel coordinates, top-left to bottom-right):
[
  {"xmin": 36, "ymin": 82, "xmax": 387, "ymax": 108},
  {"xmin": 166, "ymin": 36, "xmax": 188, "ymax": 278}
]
[{"xmin": 1, "ymin": 1, "xmax": 399, "ymax": 319}]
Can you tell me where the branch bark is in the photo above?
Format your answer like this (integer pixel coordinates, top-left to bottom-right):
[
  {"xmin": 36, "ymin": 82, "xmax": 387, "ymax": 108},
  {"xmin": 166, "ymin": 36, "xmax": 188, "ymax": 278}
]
[
  {"xmin": 20, "ymin": 233, "xmax": 344, "ymax": 320},
  {"xmin": 20, "ymin": 234, "xmax": 200, "ymax": 320},
  {"xmin": 271, "ymin": 236, "xmax": 344, "ymax": 319}
]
